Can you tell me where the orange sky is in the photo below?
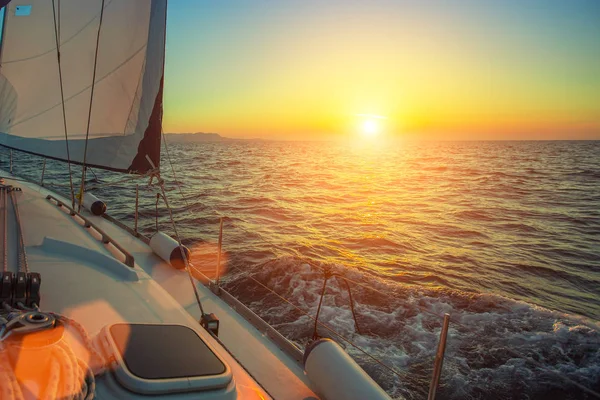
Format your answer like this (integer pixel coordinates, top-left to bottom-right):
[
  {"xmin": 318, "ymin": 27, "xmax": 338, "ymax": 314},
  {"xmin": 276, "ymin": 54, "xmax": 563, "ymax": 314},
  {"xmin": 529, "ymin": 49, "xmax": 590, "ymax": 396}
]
[{"xmin": 163, "ymin": 1, "xmax": 600, "ymax": 140}]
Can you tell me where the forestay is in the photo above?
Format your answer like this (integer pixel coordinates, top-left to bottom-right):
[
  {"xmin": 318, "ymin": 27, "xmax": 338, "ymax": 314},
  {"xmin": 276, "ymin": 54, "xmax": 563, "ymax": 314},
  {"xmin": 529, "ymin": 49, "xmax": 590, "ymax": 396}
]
[{"xmin": 0, "ymin": 0, "xmax": 166, "ymax": 173}]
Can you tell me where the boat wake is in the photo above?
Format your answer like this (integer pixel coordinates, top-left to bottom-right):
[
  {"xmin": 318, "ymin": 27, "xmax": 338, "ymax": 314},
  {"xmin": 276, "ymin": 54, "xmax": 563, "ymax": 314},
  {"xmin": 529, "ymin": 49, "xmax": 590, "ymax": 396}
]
[{"xmin": 222, "ymin": 256, "xmax": 600, "ymax": 400}]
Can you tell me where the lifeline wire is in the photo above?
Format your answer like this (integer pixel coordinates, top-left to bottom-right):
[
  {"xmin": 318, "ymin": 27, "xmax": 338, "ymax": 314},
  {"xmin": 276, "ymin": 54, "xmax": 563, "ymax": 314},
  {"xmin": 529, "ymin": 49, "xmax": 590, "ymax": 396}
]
[
  {"xmin": 78, "ymin": 0, "xmax": 106, "ymax": 211},
  {"xmin": 51, "ymin": 0, "xmax": 76, "ymax": 208},
  {"xmin": 158, "ymin": 181, "xmax": 205, "ymax": 317}
]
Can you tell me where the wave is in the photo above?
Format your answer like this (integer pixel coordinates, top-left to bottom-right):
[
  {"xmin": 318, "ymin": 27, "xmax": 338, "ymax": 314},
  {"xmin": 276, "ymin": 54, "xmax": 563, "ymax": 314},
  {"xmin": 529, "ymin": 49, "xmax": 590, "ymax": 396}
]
[
  {"xmin": 4, "ymin": 140, "xmax": 600, "ymax": 399},
  {"xmin": 222, "ymin": 256, "xmax": 600, "ymax": 400},
  {"xmin": 565, "ymin": 169, "xmax": 600, "ymax": 179}
]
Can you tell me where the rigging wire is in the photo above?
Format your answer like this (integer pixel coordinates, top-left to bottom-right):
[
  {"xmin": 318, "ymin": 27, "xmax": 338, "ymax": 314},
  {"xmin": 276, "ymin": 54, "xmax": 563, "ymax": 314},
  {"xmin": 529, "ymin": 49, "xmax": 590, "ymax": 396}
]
[
  {"xmin": 9, "ymin": 190, "xmax": 28, "ymax": 273},
  {"xmin": 46, "ymin": 169, "xmax": 153, "ymax": 191},
  {"xmin": 78, "ymin": 0, "xmax": 106, "ymax": 212},
  {"xmin": 8, "ymin": 43, "xmax": 146, "ymax": 131},
  {"xmin": 162, "ymin": 129, "xmax": 190, "ymax": 208},
  {"xmin": 87, "ymin": 167, "xmax": 99, "ymax": 182},
  {"xmin": 157, "ymin": 181, "xmax": 205, "ymax": 317},
  {"xmin": 1, "ymin": 188, "xmax": 6, "ymax": 273},
  {"xmin": 51, "ymin": 0, "xmax": 76, "ymax": 208}
]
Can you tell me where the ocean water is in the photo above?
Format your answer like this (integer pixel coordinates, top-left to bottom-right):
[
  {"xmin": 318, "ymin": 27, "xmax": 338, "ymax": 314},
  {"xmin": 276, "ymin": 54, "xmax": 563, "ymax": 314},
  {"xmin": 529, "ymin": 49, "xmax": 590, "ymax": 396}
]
[{"xmin": 3, "ymin": 140, "xmax": 600, "ymax": 399}]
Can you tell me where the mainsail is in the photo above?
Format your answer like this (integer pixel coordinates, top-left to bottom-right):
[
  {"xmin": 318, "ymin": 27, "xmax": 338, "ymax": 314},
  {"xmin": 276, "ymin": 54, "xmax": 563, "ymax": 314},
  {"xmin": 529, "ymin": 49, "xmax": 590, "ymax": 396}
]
[{"xmin": 0, "ymin": 0, "xmax": 166, "ymax": 173}]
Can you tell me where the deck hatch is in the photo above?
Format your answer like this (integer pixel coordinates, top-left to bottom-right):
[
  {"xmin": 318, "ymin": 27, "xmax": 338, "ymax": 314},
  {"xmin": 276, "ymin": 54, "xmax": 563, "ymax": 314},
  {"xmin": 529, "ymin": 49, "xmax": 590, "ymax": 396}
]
[
  {"xmin": 103, "ymin": 323, "xmax": 232, "ymax": 394},
  {"xmin": 110, "ymin": 323, "xmax": 226, "ymax": 379}
]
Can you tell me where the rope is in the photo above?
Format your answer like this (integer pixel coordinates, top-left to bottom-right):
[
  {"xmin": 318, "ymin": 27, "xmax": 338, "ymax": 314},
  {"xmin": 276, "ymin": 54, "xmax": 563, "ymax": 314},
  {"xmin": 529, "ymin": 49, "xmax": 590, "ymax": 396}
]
[
  {"xmin": 51, "ymin": 0, "xmax": 75, "ymax": 208},
  {"xmin": 78, "ymin": 0, "xmax": 106, "ymax": 211},
  {"xmin": 0, "ymin": 310, "xmax": 100, "ymax": 399},
  {"xmin": 155, "ymin": 193, "xmax": 160, "ymax": 233},
  {"xmin": 50, "ymin": 314, "xmax": 106, "ymax": 375},
  {"xmin": 9, "ymin": 190, "xmax": 28, "ymax": 273},
  {"xmin": 2, "ymin": 189, "xmax": 6, "ymax": 272},
  {"xmin": 158, "ymin": 181, "xmax": 205, "ymax": 317},
  {"xmin": 87, "ymin": 167, "xmax": 99, "ymax": 182},
  {"xmin": 8, "ymin": 43, "xmax": 146, "ymax": 131},
  {"xmin": 162, "ymin": 130, "xmax": 190, "ymax": 208},
  {"xmin": 0, "ymin": 341, "xmax": 95, "ymax": 400}
]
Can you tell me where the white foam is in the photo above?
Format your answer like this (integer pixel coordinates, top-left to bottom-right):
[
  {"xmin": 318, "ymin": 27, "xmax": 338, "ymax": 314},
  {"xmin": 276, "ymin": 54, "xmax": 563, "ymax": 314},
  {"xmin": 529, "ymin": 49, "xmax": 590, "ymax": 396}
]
[{"xmin": 223, "ymin": 256, "xmax": 600, "ymax": 399}]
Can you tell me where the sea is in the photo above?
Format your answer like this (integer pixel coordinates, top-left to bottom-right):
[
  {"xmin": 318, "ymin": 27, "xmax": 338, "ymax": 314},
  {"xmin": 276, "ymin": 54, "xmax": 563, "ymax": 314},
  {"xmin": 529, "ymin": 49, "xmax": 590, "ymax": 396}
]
[{"xmin": 2, "ymin": 140, "xmax": 600, "ymax": 400}]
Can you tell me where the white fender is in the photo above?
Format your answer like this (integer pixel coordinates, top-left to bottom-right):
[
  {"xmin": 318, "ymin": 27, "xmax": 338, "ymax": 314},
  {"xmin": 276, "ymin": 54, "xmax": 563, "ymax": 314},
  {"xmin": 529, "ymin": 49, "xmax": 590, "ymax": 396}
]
[
  {"xmin": 304, "ymin": 339, "xmax": 390, "ymax": 400},
  {"xmin": 82, "ymin": 192, "xmax": 106, "ymax": 215},
  {"xmin": 150, "ymin": 231, "xmax": 190, "ymax": 269}
]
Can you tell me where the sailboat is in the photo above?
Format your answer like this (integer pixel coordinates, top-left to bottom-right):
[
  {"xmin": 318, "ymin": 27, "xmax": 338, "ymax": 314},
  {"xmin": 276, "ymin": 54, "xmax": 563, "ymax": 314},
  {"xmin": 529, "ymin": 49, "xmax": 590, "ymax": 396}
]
[{"xmin": 0, "ymin": 1, "xmax": 400, "ymax": 399}]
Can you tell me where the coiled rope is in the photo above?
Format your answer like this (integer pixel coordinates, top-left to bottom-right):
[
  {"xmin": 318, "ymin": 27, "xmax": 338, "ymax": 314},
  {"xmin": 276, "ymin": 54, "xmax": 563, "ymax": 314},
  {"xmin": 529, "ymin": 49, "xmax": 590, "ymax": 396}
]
[{"xmin": 0, "ymin": 309, "xmax": 103, "ymax": 400}]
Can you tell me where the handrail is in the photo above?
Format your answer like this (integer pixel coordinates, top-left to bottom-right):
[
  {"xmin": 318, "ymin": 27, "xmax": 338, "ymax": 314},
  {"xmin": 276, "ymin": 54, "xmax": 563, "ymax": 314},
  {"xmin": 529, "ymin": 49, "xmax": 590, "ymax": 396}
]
[
  {"xmin": 45, "ymin": 195, "xmax": 135, "ymax": 268},
  {"xmin": 202, "ymin": 273, "xmax": 305, "ymax": 364},
  {"xmin": 428, "ymin": 313, "xmax": 450, "ymax": 400}
]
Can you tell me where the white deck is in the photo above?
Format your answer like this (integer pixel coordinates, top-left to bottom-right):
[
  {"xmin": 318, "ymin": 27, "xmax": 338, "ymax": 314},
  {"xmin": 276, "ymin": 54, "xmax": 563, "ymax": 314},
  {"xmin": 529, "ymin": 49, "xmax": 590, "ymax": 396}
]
[{"xmin": 0, "ymin": 171, "xmax": 319, "ymax": 400}]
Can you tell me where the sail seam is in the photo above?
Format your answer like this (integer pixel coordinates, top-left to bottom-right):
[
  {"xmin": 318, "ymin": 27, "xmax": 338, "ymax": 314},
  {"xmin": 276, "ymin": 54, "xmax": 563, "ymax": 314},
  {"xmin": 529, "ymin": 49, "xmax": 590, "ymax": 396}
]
[
  {"xmin": 8, "ymin": 44, "xmax": 146, "ymax": 130},
  {"xmin": 2, "ymin": 0, "xmax": 115, "ymax": 65},
  {"xmin": 123, "ymin": 56, "xmax": 146, "ymax": 135}
]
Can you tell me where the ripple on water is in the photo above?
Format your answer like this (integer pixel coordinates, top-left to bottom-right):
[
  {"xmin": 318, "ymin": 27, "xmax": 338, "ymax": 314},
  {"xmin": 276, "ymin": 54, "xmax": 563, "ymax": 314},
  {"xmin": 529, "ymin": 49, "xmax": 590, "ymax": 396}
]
[{"xmin": 4, "ymin": 140, "xmax": 600, "ymax": 399}]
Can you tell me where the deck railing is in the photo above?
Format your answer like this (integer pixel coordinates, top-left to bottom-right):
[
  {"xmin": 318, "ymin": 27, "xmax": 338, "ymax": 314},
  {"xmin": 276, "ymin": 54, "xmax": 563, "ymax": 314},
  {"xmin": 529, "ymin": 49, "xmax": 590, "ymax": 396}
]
[{"xmin": 45, "ymin": 195, "xmax": 135, "ymax": 268}]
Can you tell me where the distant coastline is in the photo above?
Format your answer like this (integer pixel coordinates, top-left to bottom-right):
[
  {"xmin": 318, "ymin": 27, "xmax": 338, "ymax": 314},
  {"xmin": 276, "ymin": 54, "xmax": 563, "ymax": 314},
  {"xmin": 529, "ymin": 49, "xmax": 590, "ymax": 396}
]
[
  {"xmin": 164, "ymin": 132, "xmax": 600, "ymax": 143},
  {"xmin": 164, "ymin": 132, "xmax": 263, "ymax": 143}
]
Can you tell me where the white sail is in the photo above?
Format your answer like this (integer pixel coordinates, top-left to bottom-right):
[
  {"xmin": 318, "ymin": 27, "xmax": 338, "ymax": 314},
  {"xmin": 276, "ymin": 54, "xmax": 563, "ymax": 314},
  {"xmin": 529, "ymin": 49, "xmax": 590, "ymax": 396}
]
[{"xmin": 0, "ymin": 0, "xmax": 166, "ymax": 173}]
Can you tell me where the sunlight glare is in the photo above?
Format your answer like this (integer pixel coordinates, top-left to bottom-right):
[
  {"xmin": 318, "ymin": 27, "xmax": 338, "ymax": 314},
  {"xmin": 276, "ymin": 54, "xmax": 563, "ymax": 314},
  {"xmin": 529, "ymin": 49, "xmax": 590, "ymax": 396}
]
[{"xmin": 362, "ymin": 119, "xmax": 379, "ymax": 137}]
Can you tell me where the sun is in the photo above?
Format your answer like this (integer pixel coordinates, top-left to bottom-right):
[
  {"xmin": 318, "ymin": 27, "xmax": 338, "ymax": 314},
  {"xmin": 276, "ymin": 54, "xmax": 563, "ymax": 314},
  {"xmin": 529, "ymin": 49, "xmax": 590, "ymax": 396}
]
[
  {"xmin": 362, "ymin": 119, "xmax": 380, "ymax": 137},
  {"xmin": 356, "ymin": 114, "xmax": 387, "ymax": 139}
]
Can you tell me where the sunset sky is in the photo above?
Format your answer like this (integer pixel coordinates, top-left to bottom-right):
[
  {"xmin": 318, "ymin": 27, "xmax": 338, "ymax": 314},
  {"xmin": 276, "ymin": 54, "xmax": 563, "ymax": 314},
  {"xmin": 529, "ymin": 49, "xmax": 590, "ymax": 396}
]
[{"xmin": 163, "ymin": 0, "xmax": 600, "ymax": 140}]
